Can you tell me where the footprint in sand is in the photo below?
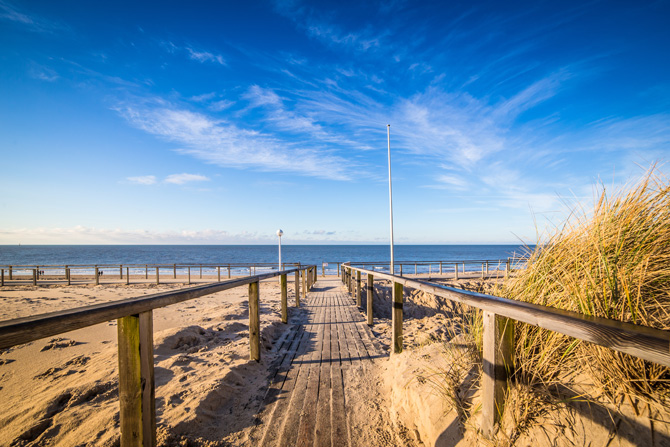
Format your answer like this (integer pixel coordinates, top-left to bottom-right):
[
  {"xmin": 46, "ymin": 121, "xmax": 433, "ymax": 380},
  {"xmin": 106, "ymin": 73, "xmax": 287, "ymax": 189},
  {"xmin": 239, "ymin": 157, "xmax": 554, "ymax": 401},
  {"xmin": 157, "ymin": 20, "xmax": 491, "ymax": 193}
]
[{"xmin": 40, "ymin": 338, "xmax": 81, "ymax": 352}]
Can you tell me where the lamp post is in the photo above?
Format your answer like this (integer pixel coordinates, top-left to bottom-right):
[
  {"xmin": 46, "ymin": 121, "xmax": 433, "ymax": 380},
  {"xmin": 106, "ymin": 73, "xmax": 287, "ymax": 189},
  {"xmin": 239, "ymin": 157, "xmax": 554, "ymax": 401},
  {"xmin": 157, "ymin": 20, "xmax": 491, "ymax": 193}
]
[
  {"xmin": 276, "ymin": 229, "xmax": 283, "ymax": 272},
  {"xmin": 387, "ymin": 124, "xmax": 395, "ymax": 275}
]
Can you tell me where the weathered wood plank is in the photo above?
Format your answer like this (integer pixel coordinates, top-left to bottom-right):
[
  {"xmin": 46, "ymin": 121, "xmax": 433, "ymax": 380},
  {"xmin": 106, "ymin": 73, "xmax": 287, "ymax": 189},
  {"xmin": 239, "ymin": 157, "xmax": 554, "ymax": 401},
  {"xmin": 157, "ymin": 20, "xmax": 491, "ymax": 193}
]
[
  {"xmin": 481, "ymin": 311, "xmax": 514, "ymax": 438},
  {"xmin": 280, "ymin": 274, "xmax": 288, "ymax": 324},
  {"xmin": 249, "ymin": 281, "xmax": 260, "ymax": 362},
  {"xmin": 392, "ymin": 282, "xmax": 403, "ymax": 354}
]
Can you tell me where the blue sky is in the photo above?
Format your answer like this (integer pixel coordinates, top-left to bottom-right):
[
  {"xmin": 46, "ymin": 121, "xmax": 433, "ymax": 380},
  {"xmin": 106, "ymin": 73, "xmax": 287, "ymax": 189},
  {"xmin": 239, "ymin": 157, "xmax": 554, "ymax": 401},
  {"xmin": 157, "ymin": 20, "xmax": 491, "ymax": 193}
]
[{"xmin": 1, "ymin": 0, "xmax": 669, "ymax": 244}]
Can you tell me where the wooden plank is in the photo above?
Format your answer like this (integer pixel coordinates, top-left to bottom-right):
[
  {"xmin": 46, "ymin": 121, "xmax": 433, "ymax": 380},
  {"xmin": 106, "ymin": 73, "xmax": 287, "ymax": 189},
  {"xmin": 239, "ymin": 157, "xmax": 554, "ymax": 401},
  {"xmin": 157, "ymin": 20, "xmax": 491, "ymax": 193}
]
[
  {"xmin": 0, "ymin": 267, "xmax": 305, "ymax": 350},
  {"xmin": 366, "ymin": 274, "xmax": 373, "ymax": 326},
  {"xmin": 280, "ymin": 274, "xmax": 288, "ymax": 324},
  {"xmin": 481, "ymin": 311, "xmax": 514, "ymax": 438},
  {"xmin": 392, "ymin": 282, "xmax": 403, "ymax": 354},
  {"xmin": 330, "ymin": 363, "xmax": 348, "ymax": 447},
  {"xmin": 118, "ymin": 314, "xmax": 143, "ymax": 447},
  {"xmin": 139, "ymin": 311, "xmax": 156, "ymax": 447},
  {"xmin": 342, "ymin": 267, "xmax": 670, "ymax": 367},
  {"xmin": 314, "ymin": 296, "xmax": 332, "ymax": 447},
  {"xmin": 249, "ymin": 281, "xmax": 260, "ymax": 362}
]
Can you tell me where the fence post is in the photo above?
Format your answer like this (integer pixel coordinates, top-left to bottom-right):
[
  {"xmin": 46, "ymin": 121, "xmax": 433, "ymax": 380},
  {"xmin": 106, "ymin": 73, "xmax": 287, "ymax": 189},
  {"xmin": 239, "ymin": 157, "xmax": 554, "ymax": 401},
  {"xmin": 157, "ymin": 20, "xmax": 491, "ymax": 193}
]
[
  {"xmin": 400, "ymin": 264, "xmax": 403, "ymax": 276},
  {"xmin": 126, "ymin": 267, "xmax": 130, "ymax": 285},
  {"xmin": 392, "ymin": 282, "xmax": 403, "ymax": 354},
  {"xmin": 200, "ymin": 264, "xmax": 202, "ymax": 279},
  {"xmin": 228, "ymin": 264, "xmax": 231, "ymax": 278},
  {"xmin": 481, "ymin": 263, "xmax": 485, "ymax": 279},
  {"xmin": 145, "ymin": 265, "xmax": 148, "ymax": 280},
  {"xmin": 188, "ymin": 267, "xmax": 191, "ymax": 285},
  {"xmin": 415, "ymin": 263, "xmax": 417, "ymax": 274},
  {"xmin": 322, "ymin": 262, "xmax": 325, "ymax": 277},
  {"xmin": 9, "ymin": 266, "xmax": 12, "ymax": 280},
  {"xmin": 173, "ymin": 264, "xmax": 177, "ymax": 279},
  {"xmin": 486, "ymin": 261, "xmax": 489, "ymax": 275},
  {"xmin": 156, "ymin": 267, "xmax": 159, "ymax": 285},
  {"xmin": 1, "ymin": 268, "xmax": 3, "ymax": 286},
  {"xmin": 454, "ymin": 264, "xmax": 459, "ymax": 280},
  {"xmin": 481, "ymin": 311, "xmax": 514, "ymax": 438},
  {"xmin": 295, "ymin": 271, "xmax": 300, "ymax": 307},
  {"xmin": 302, "ymin": 269, "xmax": 306, "ymax": 301},
  {"xmin": 66, "ymin": 267, "xmax": 70, "ymax": 285},
  {"xmin": 440, "ymin": 262, "xmax": 443, "ymax": 275},
  {"xmin": 95, "ymin": 267, "xmax": 99, "ymax": 285},
  {"xmin": 117, "ymin": 311, "xmax": 156, "ymax": 447},
  {"xmin": 280, "ymin": 274, "xmax": 288, "ymax": 324},
  {"xmin": 249, "ymin": 281, "xmax": 260, "ymax": 362},
  {"xmin": 367, "ymin": 274, "xmax": 374, "ymax": 326},
  {"xmin": 120, "ymin": 265, "xmax": 123, "ymax": 279},
  {"xmin": 337, "ymin": 263, "xmax": 340, "ymax": 277},
  {"xmin": 505, "ymin": 259, "xmax": 510, "ymax": 278},
  {"xmin": 356, "ymin": 271, "xmax": 362, "ymax": 307},
  {"xmin": 217, "ymin": 266, "xmax": 221, "ymax": 282}
]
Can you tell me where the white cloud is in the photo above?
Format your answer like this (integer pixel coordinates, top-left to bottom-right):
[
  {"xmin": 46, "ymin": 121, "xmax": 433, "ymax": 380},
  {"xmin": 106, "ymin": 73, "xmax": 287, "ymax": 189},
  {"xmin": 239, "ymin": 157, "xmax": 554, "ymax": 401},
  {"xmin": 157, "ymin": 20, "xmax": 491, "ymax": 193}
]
[
  {"xmin": 186, "ymin": 47, "xmax": 226, "ymax": 65},
  {"xmin": 127, "ymin": 175, "xmax": 157, "ymax": 185},
  {"xmin": 164, "ymin": 173, "xmax": 210, "ymax": 184},
  {"xmin": 0, "ymin": 0, "xmax": 66, "ymax": 33},
  {"xmin": 114, "ymin": 99, "xmax": 351, "ymax": 180}
]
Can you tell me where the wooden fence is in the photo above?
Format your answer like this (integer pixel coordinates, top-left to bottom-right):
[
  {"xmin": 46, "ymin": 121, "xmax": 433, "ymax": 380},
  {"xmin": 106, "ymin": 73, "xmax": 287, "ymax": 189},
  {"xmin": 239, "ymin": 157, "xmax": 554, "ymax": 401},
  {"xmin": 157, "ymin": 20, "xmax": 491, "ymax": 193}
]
[
  {"xmin": 341, "ymin": 263, "xmax": 670, "ymax": 438},
  {"xmin": 0, "ymin": 265, "xmax": 318, "ymax": 447},
  {"xmin": 0, "ymin": 262, "xmax": 302, "ymax": 286}
]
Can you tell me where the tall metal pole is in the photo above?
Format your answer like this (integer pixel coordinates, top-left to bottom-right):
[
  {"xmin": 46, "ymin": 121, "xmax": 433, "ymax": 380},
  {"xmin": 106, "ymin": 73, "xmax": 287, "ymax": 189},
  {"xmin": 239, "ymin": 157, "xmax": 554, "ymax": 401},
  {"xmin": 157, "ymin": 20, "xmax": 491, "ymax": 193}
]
[
  {"xmin": 387, "ymin": 124, "xmax": 395, "ymax": 275},
  {"xmin": 276, "ymin": 229, "xmax": 284, "ymax": 273}
]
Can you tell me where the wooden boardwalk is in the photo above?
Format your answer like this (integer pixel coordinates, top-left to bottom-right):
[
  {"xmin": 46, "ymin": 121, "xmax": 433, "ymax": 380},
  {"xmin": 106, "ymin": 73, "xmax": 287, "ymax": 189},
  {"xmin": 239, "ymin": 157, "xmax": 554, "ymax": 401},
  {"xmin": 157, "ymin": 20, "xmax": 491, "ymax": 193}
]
[{"xmin": 250, "ymin": 277, "xmax": 385, "ymax": 447}]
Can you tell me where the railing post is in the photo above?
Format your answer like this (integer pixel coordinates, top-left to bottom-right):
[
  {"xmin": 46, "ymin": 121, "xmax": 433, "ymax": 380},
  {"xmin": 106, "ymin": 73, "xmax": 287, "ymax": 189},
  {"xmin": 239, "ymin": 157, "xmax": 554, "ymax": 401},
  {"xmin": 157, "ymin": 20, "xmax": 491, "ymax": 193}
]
[
  {"xmin": 486, "ymin": 261, "xmax": 489, "ymax": 275},
  {"xmin": 454, "ymin": 264, "xmax": 459, "ymax": 280},
  {"xmin": 217, "ymin": 266, "xmax": 221, "ymax": 282},
  {"xmin": 9, "ymin": 266, "xmax": 12, "ymax": 280},
  {"xmin": 415, "ymin": 263, "xmax": 417, "ymax": 275},
  {"xmin": 481, "ymin": 263, "xmax": 485, "ymax": 279},
  {"xmin": 337, "ymin": 263, "xmax": 340, "ymax": 277},
  {"xmin": 173, "ymin": 264, "xmax": 176, "ymax": 279},
  {"xmin": 249, "ymin": 281, "xmax": 260, "ymax": 362},
  {"xmin": 187, "ymin": 267, "xmax": 191, "ymax": 285},
  {"xmin": 295, "ymin": 271, "xmax": 300, "ymax": 307},
  {"xmin": 126, "ymin": 267, "xmax": 130, "ymax": 285},
  {"xmin": 95, "ymin": 267, "xmax": 99, "ymax": 285},
  {"xmin": 1, "ymin": 268, "xmax": 3, "ymax": 286},
  {"xmin": 322, "ymin": 262, "xmax": 325, "ymax": 277},
  {"xmin": 228, "ymin": 264, "xmax": 231, "ymax": 278},
  {"xmin": 66, "ymin": 267, "xmax": 70, "ymax": 285},
  {"xmin": 505, "ymin": 259, "xmax": 510, "ymax": 278},
  {"xmin": 301, "ymin": 269, "xmax": 306, "ymax": 301},
  {"xmin": 367, "ymin": 274, "xmax": 374, "ymax": 326},
  {"xmin": 117, "ymin": 311, "xmax": 156, "ymax": 447},
  {"xmin": 120, "ymin": 264, "xmax": 123, "ymax": 279},
  {"xmin": 481, "ymin": 311, "xmax": 514, "ymax": 438},
  {"xmin": 392, "ymin": 282, "xmax": 403, "ymax": 354},
  {"xmin": 440, "ymin": 262, "xmax": 443, "ymax": 275},
  {"xmin": 463, "ymin": 262, "xmax": 466, "ymax": 274},
  {"xmin": 145, "ymin": 265, "xmax": 148, "ymax": 280},
  {"xmin": 199, "ymin": 264, "xmax": 202, "ymax": 279},
  {"xmin": 155, "ymin": 267, "xmax": 159, "ymax": 285},
  {"xmin": 400, "ymin": 264, "xmax": 403, "ymax": 276},
  {"xmin": 356, "ymin": 271, "xmax": 361, "ymax": 307},
  {"xmin": 280, "ymin": 274, "xmax": 288, "ymax": 324}
]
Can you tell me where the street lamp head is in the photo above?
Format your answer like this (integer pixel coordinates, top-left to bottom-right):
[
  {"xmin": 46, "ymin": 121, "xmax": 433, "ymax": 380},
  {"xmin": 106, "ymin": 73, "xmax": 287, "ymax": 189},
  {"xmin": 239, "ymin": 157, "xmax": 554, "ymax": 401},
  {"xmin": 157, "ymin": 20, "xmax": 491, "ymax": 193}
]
[{"xmin": 276, "ymin": 229, "xmax": 283, "ymax": 237}]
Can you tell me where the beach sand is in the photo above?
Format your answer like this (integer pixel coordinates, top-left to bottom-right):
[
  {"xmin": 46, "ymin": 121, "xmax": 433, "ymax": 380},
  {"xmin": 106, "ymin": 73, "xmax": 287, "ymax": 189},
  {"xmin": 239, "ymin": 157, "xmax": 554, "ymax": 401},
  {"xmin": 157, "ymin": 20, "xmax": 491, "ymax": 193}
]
[{"xmin": 1, "ymin": 277, "xmax": 667, "ymax": 446}]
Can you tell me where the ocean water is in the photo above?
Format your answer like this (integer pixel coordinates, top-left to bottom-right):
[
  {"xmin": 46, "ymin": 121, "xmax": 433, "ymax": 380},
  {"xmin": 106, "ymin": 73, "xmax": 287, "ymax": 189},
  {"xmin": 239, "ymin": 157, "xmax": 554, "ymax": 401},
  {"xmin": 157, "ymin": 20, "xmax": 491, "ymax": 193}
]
[{"xmin": 0, "ymin": 245, "xmax": 532, "ymax": 275}]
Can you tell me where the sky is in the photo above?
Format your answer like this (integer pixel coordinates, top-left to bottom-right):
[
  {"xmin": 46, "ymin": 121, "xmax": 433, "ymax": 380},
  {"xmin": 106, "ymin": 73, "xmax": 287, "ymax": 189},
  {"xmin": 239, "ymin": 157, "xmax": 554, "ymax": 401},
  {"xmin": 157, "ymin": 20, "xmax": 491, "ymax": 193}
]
[{"xmin": 1, "ymin": 0, "xmax": 669, "ymax": 245}]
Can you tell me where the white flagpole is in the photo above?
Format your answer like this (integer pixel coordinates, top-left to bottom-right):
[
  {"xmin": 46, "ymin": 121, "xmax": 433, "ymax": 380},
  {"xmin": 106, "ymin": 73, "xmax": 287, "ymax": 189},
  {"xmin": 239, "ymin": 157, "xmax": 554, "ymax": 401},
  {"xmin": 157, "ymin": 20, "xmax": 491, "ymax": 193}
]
[{"xmin": 387, "ymin": 124, "xmax": 395, "ymax": 275}]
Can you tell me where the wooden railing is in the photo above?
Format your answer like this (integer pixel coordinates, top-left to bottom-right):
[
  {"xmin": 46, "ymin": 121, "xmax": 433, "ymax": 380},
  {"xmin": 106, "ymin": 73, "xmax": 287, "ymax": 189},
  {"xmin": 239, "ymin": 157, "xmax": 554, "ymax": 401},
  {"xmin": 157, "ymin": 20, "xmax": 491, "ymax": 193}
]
[
  {"xmin": 0, "ymin": 265, "xmax": 318, "ymax": 447},
  {"xmin": 319, "ymin": 258, "xmax": 527, "ymax": 278},
  {"xmin": 341, "ymin": 263, "xmax": 670, "ymax": 437},
  {"xmin": 0, "ymin": 262, "xmax": 302, "ymax": 286}
]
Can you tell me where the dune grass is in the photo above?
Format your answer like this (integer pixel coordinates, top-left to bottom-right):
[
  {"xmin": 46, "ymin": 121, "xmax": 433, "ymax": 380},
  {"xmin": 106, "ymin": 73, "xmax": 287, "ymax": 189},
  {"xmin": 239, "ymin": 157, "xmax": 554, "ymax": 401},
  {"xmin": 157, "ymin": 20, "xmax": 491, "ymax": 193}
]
[{"xmin": 500, "ymin": 169, "xmax": 670, "ymax": 409}]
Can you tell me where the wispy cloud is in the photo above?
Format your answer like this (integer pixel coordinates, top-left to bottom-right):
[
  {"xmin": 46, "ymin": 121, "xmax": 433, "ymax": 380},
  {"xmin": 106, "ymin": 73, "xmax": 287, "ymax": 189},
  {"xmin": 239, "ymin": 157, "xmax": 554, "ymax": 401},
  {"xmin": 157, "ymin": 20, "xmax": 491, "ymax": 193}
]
[
  {"xmin": 113, "ymin": 98, "xmax": 352, "ymax": 180},
  {"xmin": 0, "ymin": 0, "xmax": 67, "ymax": 33},
  {"xmin": 185, "ymin": 47, "xmax": 226, "ymax": 65},
  {"xmin": 127, "ymin": 175, "xmax": 157, "ymax": 185},
  {"xmin": 164, "ymin": 173, "xmax": 209, "ymax": 184},
  {"xmin": 161, "ymin": 41, "xmax": 227, "ymax": 66}
]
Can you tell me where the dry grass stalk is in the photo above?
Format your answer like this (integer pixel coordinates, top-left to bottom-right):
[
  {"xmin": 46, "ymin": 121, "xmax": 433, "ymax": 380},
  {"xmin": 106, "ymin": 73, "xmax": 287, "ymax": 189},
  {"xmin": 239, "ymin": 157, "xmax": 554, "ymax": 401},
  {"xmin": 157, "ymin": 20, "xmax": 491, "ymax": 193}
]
[{"xmin": 502, "ymin": 167, "xmax": 670, "ymax": 408}]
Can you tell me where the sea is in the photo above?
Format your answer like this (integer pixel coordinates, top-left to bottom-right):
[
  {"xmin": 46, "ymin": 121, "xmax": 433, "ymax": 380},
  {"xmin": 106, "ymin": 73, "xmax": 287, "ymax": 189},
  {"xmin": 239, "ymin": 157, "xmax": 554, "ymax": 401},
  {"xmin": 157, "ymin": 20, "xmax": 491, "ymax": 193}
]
[{"xmin": 0, "ymin": 245, "xmax": 533, "ymax": 276}]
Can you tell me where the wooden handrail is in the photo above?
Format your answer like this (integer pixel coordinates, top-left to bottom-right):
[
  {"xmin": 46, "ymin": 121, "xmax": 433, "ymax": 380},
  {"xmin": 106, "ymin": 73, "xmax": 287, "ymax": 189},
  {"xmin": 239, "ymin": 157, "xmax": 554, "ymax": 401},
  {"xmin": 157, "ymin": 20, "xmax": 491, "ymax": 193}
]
[{"xmin": 342, "ymin": 262, "xmax": 670, "ymax": 438}]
